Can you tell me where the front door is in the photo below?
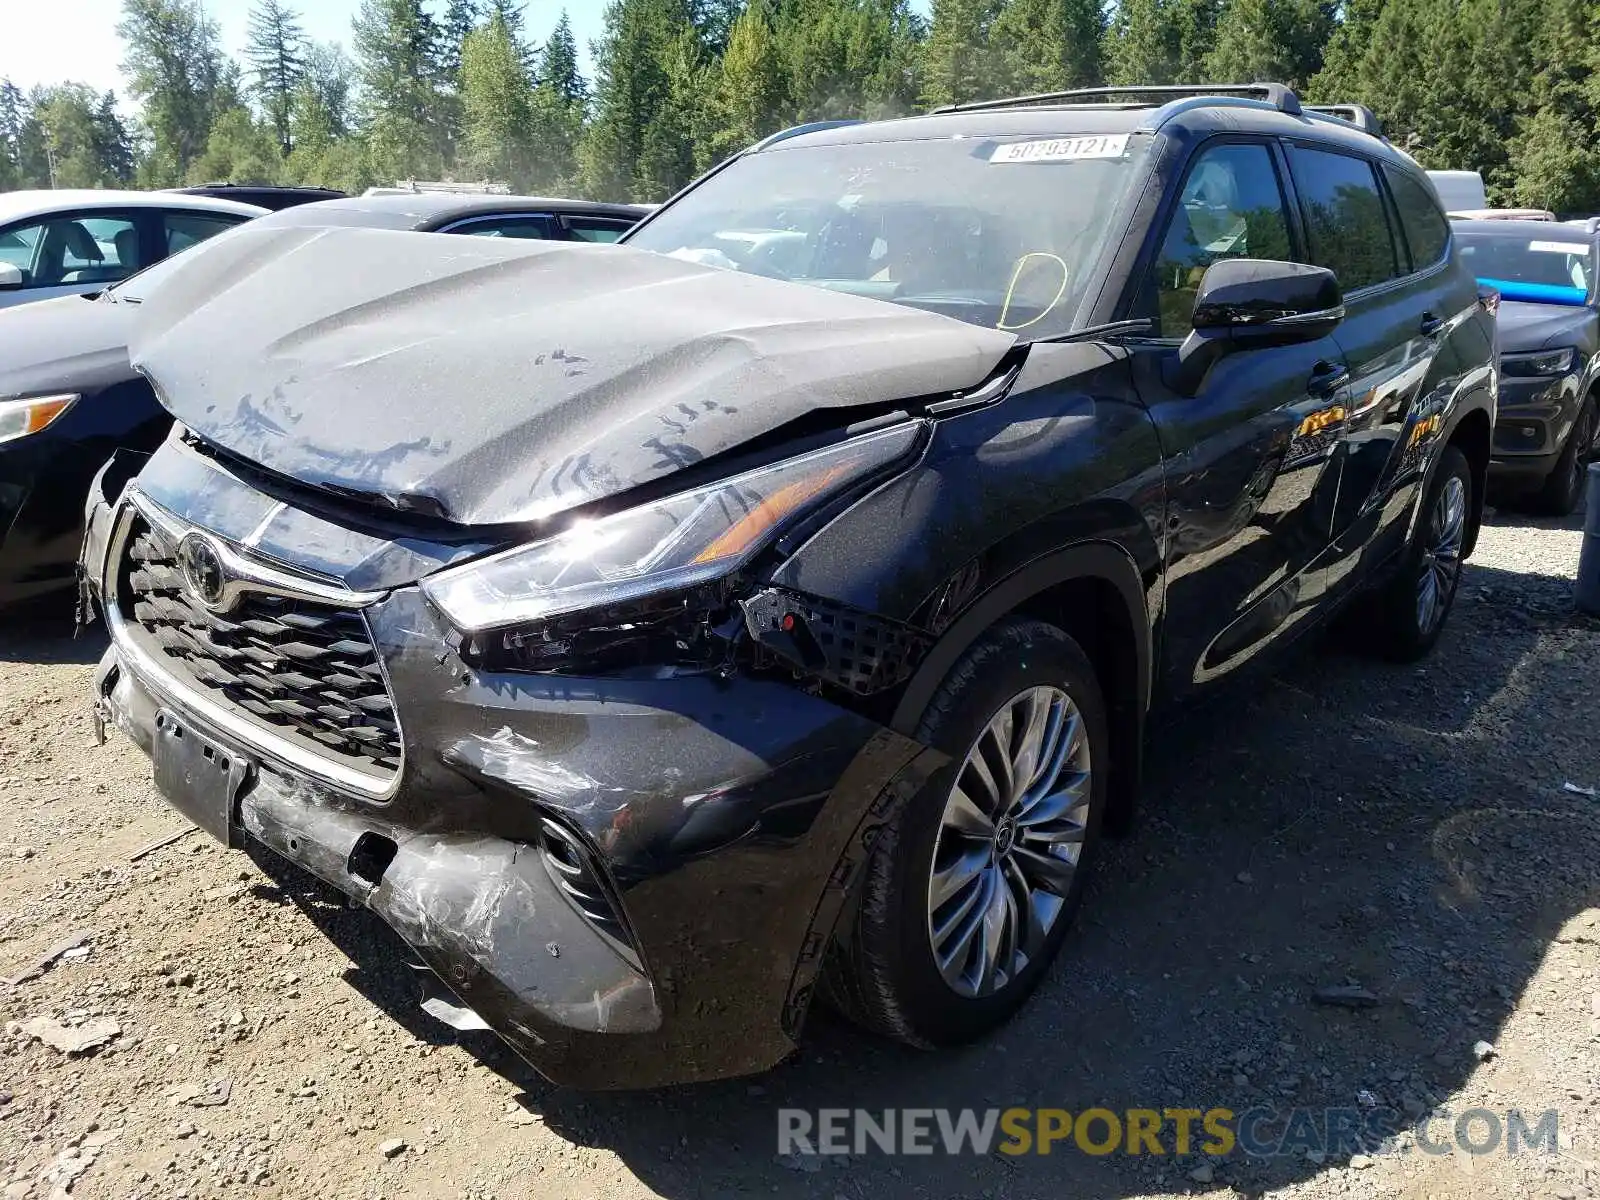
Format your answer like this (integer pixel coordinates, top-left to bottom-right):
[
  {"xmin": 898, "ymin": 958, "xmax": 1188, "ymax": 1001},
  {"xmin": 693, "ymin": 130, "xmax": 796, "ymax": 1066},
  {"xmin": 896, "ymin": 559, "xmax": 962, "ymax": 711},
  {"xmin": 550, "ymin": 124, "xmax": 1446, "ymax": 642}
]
[{"xmin": 1125, "ymin": 138, "xmax": 1351, "ymax": 696}]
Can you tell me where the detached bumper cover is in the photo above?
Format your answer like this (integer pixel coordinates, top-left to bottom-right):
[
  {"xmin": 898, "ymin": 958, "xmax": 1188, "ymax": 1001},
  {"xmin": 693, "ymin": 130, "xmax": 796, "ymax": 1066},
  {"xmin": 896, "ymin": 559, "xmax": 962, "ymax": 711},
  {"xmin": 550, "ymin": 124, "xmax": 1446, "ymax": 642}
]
[{"xmin": 83, "ymin": 478, "xmax": 940, "ymax": 1089}]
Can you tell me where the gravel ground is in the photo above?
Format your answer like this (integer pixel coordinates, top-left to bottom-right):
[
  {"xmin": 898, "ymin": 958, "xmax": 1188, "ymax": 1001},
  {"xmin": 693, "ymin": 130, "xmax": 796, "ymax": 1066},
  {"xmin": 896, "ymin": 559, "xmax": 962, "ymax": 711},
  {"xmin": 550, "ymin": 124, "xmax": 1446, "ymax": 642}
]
[{"xmin": 1, "ymin": 501, "xmax": 1598, "ymax": 1200}]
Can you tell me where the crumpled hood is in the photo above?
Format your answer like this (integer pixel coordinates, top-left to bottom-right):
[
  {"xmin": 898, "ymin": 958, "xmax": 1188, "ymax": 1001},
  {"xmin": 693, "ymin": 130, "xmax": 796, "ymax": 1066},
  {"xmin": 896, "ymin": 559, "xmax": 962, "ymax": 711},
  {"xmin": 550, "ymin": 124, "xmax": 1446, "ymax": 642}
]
[
  {"xmin": 129, "ymin": 225, "xmax": 1015, "ymax": 525},
  {"xmin": 0, "ymin": 294, "xmax": 134, "ymax": 399},
  {"xmin": 1496, "ymin": 301, "xmax": 1592, "ymax": 353}
]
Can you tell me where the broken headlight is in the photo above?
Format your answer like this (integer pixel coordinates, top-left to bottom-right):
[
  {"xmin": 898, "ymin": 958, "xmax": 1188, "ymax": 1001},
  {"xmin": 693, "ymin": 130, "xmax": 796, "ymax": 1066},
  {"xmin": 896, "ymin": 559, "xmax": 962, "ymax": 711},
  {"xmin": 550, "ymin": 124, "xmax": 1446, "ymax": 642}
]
[{"xmin": 421, "ymin": 422, "xmax": 923, "ymax": 635}]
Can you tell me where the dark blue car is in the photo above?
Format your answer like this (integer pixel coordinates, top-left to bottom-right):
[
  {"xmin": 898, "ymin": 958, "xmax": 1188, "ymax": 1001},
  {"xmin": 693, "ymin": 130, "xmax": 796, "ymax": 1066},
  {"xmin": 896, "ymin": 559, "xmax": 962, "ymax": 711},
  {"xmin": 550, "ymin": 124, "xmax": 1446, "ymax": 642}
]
[{"xmin": 1457, "ymin": 218, "xmax": 1600, "ymax": 514}]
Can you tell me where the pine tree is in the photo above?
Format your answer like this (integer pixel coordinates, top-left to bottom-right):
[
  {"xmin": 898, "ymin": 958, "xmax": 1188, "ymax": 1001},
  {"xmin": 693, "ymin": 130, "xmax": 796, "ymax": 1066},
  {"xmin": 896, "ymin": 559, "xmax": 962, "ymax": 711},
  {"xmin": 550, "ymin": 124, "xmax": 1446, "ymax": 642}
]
[
  {"xmin": 352, "ymin": 0, "xmax": 448, "ymax": 181},
  {"xmin": 93, "ymin": 91, "xmax": 137, "ymax": 183},
  {"xmin": 189, "ymin": 106, "xmax": 284, "ymax": 184},
  {"xmin": 440, "ymin": 0, "xmax": 484, "ymax": 79},
  {"xmin": 581, "ymin": 0, "xmax": 699, "ymax": 201},
  {"xmin": 539, "ymin": 11, "xmax": 587, "ymax": 107},
  {"xmin": 991, "ymin": 0, "xmax": 1105, "ymax": 94},
  {"xmin": 703, "ymin": 1, "xmax": 787, "ymax": 162},
  {"xmin": 637, "ymin": 26, "xmax": 708, "ymax": 197},
  {"xmin": 0, "ymin": 81, "xmax": 25, "ymax": 190},
  {"xmin": 484, "ymin": 0, "xmax": 536, "ymax": 69},
  {"xmin": 244, "ymin": 0, "xmax": 307, "ymax": 155},
  {"xmin": 118, "ymin": 0, "xmax": 231, "ymax": 184},
  {"xmin": 526, "ymin": 11, "xmax": 586, "ymax": 189},
  {"xmin": 1107, "ymin": 0, "xmax": 1218, "ymax": 85},
  {"xmin": 1205, "ymin": 0, "xmax": 1334, "ymax": 89},
  {"xmin": 920, "ymin": 0, "xmax": 1002, "ymax": 108},
  {"xmin": 458, "ymin": 11, "xmax": 535, "ymax": 185}
]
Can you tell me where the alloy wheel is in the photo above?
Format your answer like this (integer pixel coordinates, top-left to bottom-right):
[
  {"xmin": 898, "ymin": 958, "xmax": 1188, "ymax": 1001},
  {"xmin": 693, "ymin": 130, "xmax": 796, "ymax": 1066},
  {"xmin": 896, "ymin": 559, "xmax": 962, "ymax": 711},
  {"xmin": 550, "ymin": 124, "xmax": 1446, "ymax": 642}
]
[
  {"xmin": 1415, "ymin": 473, "xmax": 1467, "ymax": 636},
  {"xmin": 926, "ymin": 686, "xmax": 1092, "ymax": 999}
]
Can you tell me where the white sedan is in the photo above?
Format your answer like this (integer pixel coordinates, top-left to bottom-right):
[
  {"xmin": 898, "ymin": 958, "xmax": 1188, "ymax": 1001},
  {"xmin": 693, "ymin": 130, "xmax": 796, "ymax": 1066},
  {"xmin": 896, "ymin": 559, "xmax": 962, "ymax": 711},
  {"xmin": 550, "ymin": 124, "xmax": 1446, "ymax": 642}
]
[{"xmin": 0, "ymin": 190, "xmax": 265, "ymax": 310}]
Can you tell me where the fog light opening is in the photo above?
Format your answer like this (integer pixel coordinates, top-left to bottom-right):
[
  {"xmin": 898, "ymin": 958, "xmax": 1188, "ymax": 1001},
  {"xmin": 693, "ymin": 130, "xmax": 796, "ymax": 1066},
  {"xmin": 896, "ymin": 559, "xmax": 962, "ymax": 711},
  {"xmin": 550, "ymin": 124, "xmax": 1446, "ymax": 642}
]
[{"xmin": 347, "ymin": 831, "xmax": 399, "ymax": 888}]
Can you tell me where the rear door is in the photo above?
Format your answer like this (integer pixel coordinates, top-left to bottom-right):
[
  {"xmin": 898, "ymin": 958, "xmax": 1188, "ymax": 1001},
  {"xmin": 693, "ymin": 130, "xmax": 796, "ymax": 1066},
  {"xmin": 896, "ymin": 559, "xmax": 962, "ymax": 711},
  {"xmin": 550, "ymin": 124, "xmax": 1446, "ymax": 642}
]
[
  {"xmin": 1284, "ymin": 146, "xmax": 1470, "ymax": 572},
  {"xmin": 1125, "ymin": 138, "xmax": 1353, "ymax": 695}
]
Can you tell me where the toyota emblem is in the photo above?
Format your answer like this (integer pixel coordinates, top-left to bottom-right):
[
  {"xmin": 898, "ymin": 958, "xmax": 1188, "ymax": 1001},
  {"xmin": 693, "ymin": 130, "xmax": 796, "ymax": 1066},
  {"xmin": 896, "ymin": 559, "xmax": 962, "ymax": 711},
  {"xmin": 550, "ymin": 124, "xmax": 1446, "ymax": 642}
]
[{"xmin": 176, "ymin": 533, "xmax": 231, "ymax": 613}]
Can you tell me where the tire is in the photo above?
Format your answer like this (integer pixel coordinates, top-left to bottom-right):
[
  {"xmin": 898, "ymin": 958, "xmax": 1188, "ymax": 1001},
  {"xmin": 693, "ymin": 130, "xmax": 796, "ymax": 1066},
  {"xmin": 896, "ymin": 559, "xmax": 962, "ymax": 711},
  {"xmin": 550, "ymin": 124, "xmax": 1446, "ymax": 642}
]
[
  {"xmin": 1376, "ymin": 443, "xmax": 1472, "ymax": 661},
  {"xmin": 1534, "ymin": 399, "xmax": 1595, "ymax": 517},
  {"xmin": 822, "ymin": 618, "xmax": 1109, "ymax": 1048}
]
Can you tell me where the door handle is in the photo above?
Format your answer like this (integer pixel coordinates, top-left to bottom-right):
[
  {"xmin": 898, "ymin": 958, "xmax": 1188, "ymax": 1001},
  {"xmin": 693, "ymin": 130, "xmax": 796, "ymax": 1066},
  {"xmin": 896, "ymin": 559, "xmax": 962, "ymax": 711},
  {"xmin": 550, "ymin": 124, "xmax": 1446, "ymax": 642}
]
[
  {"xmin": 1308, "ymin": 360, "xmax": 1350, "ymax": 396},
  {"xmin": 1419, "ymin": 312, "xmax": 1445, "ymax": 336}
]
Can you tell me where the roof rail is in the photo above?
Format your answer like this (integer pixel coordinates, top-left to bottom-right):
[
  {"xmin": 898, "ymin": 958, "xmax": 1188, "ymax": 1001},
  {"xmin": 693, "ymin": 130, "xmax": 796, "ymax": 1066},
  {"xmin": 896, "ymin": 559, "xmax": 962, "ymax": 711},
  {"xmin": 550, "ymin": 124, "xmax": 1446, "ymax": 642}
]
[
  {"xmin": 933, "ymin": 82, "xmax": 1302, "ymax": 117},
  {"xmin": 1304, "ymin": 103, "xmax": 1384, "ymax": 136},
  {"xmin": 749, "ymin": 120, "xmax": 863, "ymax": 151}
]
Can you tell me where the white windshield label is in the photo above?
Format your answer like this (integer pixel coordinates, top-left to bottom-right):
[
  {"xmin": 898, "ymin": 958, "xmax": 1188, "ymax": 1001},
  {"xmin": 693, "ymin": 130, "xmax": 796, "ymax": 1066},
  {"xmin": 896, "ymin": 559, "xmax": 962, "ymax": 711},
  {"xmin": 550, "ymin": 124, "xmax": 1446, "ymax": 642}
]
[
  {"xmin": 990, "ymin": 134, "xmax": 1130, "ymax": 164},
  {"xmin": 1529, "ymin": 240, "xmax": 1589, "ymax": 255}
]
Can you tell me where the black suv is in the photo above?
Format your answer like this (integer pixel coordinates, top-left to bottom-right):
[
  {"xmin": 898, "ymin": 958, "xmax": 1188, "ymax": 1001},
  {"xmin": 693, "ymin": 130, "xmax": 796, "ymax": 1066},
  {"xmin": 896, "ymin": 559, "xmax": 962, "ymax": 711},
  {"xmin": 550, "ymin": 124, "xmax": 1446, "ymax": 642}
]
[{"xmin": 81, "ymin": 84, "xmax": 1496, "ymax": 1090}]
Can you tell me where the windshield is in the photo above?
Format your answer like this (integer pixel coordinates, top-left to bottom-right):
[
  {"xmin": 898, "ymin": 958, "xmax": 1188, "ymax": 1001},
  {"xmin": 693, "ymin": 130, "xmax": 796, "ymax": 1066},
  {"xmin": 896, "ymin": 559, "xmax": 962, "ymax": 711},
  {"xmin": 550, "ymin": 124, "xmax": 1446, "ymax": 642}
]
[
  {"xmin": 1457, "ymin": 231, "xmax": 1594, "ymax": 305},
  {"xmin": 626, "ymin": 133, "xmax": 1152, "ymax": 340}
]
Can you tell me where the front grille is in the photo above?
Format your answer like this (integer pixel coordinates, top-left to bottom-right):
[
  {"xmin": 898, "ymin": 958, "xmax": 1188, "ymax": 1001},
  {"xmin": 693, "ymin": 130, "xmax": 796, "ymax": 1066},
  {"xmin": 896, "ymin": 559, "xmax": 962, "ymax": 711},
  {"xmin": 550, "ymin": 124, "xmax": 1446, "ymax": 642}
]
[{"xmin": 117, "ymin": 515, "xmax": 401, "ymax": 782}]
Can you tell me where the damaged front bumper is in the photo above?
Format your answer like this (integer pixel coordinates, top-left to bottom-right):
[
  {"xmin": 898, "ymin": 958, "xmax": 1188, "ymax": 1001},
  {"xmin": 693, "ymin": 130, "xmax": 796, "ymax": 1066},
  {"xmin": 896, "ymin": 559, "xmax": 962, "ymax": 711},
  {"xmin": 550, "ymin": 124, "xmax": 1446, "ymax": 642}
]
[{"xmin": 82, "ymin": 464, "xmax": 939, "ymax": 1089}]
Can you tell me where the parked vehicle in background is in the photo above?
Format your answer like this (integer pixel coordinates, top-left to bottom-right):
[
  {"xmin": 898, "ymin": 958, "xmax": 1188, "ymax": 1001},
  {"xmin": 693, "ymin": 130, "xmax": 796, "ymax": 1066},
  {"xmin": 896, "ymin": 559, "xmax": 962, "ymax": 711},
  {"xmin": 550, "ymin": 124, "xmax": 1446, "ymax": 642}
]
[
  {"xmin": 1457, "ymin": 218, "xmax": 1600, "ymax": 513},
  {"xmin": 0, "ymin": 190, "xmax": 264, "ymax": 311},
  {"xmin": 81, "ymin": 83, "xmax": 1495, "ymax": 1090},
  {"xmin": 1428, "ymin": 169, "xmax": 1488, "ymax": 214},
  {"xmin": 1451, "ymin": 208, "xmax": 1556, "ymax": 222},
  {"xmin": 166, "ymin": 184, "xmax": 346, "ymax": 211},
  {"xmin": 0, "ymin": 193, "xmax": 648, "ymax": 609},
  {"xmin": 295, "ymin": 191, "xmax": 651, "ymax": 241}
]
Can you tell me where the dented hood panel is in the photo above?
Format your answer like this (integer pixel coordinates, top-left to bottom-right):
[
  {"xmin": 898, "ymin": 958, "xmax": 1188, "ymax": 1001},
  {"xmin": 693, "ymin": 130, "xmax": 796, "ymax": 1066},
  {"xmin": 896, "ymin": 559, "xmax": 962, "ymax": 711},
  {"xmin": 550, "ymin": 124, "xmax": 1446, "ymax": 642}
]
[{"xmin": 128, "ymin": 226, "xmax": 1016, "ymax": 525}]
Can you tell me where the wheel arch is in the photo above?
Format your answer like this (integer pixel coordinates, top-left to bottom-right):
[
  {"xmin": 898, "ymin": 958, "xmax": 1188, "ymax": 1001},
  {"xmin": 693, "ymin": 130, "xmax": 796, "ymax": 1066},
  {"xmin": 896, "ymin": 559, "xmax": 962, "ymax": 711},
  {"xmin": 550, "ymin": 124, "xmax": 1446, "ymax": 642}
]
[{"xmin": 888, "ymin": 542, "xmax": 1152, "ymax": 835}]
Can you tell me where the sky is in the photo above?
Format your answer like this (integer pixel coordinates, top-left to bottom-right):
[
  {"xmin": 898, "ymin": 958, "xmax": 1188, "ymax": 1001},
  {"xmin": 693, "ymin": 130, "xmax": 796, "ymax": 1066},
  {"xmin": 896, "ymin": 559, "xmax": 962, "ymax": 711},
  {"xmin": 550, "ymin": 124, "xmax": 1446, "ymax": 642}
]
[{"xmin": 0, "ymin": 0, "xmax": 612, "ymax": 100}]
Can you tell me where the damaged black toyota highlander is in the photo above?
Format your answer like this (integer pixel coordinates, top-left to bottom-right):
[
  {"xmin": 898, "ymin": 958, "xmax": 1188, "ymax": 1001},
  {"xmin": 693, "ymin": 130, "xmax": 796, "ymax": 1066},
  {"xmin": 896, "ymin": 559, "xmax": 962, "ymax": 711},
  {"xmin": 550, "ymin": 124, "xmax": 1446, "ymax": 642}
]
[{"xmin": 81, "ymin": 85, "xmax": 1497, "ymax": 1089}]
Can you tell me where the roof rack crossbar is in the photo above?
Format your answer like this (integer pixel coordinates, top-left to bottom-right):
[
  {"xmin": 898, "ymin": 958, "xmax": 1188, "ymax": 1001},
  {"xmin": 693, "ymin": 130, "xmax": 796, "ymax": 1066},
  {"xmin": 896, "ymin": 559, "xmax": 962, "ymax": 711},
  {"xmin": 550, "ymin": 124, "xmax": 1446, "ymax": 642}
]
[
  {"xmin": 934, "ymin": 82, "xmax": 1302, "ymax": 117},
  {"xmin": 1303, "ymin": 103, "xmax": 1384, "ymax": 136}
]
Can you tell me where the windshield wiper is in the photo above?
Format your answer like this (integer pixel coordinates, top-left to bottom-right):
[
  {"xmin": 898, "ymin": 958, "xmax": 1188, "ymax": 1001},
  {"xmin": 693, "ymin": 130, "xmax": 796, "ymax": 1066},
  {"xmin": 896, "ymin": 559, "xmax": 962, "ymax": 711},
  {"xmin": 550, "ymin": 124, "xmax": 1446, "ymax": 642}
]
[{"xmin": 1025, "ymin": 318, "xmax": 1155, "ymax": 345}]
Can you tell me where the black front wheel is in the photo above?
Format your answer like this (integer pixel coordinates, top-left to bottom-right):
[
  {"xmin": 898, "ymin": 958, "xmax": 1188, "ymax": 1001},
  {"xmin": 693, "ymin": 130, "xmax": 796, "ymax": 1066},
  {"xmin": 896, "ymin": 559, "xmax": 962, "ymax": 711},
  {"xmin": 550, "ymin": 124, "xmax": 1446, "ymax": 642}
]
[{"xmin": 822, "ymin": 618, "xmax": 1109, "ymax": 1047}]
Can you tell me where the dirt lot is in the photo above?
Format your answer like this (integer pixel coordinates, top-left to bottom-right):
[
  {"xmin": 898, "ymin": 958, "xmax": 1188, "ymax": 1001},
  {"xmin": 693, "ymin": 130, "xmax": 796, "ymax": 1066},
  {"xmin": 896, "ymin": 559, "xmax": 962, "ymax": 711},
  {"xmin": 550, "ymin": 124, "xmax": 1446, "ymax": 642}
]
[{"xmin": 2, "ymin": 502, "xmax": 1598, "ymax": 1200}]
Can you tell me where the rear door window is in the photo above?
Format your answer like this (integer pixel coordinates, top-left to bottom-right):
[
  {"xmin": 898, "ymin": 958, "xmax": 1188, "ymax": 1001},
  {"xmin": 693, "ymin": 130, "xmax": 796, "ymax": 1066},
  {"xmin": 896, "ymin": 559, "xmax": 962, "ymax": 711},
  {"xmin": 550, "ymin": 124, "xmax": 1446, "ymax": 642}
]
[
  {"xmin": 1382, "ymin": 165, "xmax": 1451, "ymax": 271},
  {"xmin": 1288, "ymin": 147, "xmax": 1401, "ymax": 292},
  {"xmin": 163, "ymin": 211, "xmax": 249, "ymax": 255},
  {"xmin": 562, "ymin": 217, "xmax": 633, "ymax": 243},
  {"xmin": 446, "ymin": 215, "xmax": 557, "ymax": 239}
]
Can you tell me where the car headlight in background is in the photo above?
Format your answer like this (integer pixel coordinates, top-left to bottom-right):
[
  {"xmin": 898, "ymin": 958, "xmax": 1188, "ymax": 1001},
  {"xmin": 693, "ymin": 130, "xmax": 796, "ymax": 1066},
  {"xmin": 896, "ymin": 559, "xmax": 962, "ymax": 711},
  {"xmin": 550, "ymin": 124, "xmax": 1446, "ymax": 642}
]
[
  {"xmin": 0, "ymin": 394, "xmax": 77, "ymax": 445},
  {"xmin": 1501, "ymin": 347, "xmax": 1577, "ymax": 378},
  {"xmin": 422, "ymin": 422, "xmax": 924, "ymax": 634}
]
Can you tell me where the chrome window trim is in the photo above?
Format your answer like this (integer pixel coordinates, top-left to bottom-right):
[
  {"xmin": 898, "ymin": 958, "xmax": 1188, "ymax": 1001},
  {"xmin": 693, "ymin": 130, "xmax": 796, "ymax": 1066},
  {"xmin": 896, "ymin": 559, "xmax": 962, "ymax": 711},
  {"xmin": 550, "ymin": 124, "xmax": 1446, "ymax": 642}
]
[{"xmin": 106, "ymin": 493, "xmax": 401, "ymax": 799}]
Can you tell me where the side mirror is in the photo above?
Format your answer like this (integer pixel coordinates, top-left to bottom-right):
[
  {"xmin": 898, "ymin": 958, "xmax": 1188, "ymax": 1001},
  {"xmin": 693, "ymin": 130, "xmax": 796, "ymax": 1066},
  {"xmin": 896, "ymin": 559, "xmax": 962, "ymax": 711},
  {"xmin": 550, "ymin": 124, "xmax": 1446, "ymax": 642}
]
[
  {"xmin": 1170, "ymin": 259, "xmax": 1344, "ymax": 395},
  {"xmin": 0, "ymin": 263, "xmax": 22, "ymax": 290}
]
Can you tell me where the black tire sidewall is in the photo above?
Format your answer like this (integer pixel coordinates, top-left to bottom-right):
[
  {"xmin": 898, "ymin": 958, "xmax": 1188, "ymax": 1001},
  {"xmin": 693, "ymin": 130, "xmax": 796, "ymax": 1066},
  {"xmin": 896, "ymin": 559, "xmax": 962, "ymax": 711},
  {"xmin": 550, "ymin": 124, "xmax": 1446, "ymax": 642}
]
[
  {"xmin": 1541, "ymin": 400, "xmax": 1594, "ymax": 516},
  {"xmin": 870, "ymin": 622, "xmax": 1109, "ymax": 1046},
  {"xmin": 1387, "ymin": 444, "xmax": 1472, "ymax": 659}
]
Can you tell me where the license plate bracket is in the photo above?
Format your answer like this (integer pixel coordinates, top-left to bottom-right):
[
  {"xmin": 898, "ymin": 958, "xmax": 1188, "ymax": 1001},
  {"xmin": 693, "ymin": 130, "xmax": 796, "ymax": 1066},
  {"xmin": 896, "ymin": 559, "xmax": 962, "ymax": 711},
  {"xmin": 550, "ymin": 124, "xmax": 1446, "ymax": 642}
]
[{"xmin": 152, "ymin": 709, "xmax": 250, "ymax": 847}]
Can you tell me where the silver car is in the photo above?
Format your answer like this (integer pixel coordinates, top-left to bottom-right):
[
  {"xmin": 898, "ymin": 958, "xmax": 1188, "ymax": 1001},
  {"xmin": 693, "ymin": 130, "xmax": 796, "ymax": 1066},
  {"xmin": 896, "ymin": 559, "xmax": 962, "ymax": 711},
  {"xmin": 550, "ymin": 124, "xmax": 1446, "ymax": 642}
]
[{"xmin": 0, "ymin": 190, "xmax": 264, "ymax": 310}]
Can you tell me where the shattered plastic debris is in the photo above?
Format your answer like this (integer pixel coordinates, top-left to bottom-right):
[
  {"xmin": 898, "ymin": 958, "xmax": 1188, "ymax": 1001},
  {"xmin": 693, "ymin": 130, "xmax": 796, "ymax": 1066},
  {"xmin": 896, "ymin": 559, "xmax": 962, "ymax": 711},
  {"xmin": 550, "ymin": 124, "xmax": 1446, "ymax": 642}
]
[
  {"xmin": 2, "ymin": 930, "xmax": 94, "ymax": 987},
  {"xmin": 167, "ymin": 1079, "xmax": 232, "ymax": 1107},
  {"xmin": 20, "ymin": 1016, "xmax": 120, "ymax": 1055}
]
